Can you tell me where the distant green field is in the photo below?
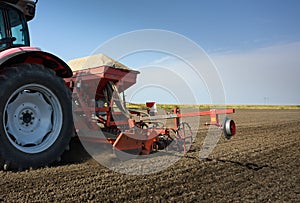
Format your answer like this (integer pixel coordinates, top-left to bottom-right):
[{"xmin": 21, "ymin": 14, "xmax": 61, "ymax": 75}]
[
  {"xmin": 224, "ymin": 105, "xmax": 300, "ymax": 110},
  {"xmin": 127, "ymin": 103, "xmax": 300, "ymax": 110}
]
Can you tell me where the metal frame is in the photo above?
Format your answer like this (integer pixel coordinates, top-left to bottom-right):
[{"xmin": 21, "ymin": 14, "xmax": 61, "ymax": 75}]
[{"xmin": 66, "ymin": 65, "xmax": 236, "ymax": 155}]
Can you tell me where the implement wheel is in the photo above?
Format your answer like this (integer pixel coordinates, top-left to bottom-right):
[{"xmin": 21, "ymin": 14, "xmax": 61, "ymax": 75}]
[{"xmin": 0, "ymin": 64, "xmax": 73, "ymax": 170}]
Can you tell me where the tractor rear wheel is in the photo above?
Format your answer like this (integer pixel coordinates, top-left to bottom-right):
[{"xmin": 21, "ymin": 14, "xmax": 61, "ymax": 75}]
[{"xmin": 0, "ymin": 64, "xmax": 73, "ymax": 170}]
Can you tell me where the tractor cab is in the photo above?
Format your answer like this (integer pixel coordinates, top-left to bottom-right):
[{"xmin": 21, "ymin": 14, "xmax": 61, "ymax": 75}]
[{"xmin": 0, "ymin": 0, "xmax": 36, "ymax": 50}]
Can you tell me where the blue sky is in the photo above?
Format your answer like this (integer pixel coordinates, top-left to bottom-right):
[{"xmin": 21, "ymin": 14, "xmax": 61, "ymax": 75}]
[{"xmin": 29, "ymin": 0, "xmax": 300, "ymax": 105}]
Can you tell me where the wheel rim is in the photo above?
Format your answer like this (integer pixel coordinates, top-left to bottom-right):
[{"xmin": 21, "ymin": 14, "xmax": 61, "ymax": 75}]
[{"xmin": 4, "ymin": 84, "xmax": 63, "ymax": 154}]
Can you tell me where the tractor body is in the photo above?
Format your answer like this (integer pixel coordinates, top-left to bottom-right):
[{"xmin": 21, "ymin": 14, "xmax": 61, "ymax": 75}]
[{"xmin": 0, "ymin": 0, "xmax": 73, "ymax": 170}]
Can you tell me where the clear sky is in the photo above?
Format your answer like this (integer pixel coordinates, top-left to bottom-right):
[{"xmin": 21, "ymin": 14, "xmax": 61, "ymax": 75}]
[{"xmin": 29, "ymin": 0, "xmax": 300, "ymax": 105}]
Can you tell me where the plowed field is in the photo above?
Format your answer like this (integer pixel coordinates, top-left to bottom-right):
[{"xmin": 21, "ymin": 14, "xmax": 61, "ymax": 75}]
[{"xmin": 1, "ymin": 109, "xmax": 299, "ymax": 202}]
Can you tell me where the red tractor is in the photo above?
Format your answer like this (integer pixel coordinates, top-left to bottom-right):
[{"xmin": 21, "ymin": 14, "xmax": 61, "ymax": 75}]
[
  {"xmin": 0, "ymin": 0, "xmax": 236, "ymax": 170},
  {"xmin": 0, "ymin": 0, "xmax": 73, "ymax": 170}
]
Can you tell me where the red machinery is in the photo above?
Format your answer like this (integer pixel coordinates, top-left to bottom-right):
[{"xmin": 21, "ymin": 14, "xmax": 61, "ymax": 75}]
[
  {"xmin": 65, "ymin": 54, "xmax": 236, "ymax": 156},
  {"xmin": 0, "ymin": 0, "xmax": 235, "ymax": 170}
]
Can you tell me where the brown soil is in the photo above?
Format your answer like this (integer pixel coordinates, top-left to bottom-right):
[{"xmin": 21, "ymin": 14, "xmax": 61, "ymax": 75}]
[{"xmin": 0, "ymin": 109, "xmax": 299, "ymax": 202}]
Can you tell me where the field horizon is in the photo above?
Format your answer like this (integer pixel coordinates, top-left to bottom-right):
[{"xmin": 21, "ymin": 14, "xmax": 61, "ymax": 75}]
[{"xmin": 127, "ymin": 103, "xmax": 300, "ymax": 110}]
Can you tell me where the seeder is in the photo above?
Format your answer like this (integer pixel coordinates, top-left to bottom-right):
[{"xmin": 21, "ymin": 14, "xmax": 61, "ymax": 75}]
[
  {"xmin": 0, "ymin": 0, "xmax": 235, "ymax": 170},
  {"xmin": 65, "ymin": 54, "xmax": 236, "ymax": 156}
]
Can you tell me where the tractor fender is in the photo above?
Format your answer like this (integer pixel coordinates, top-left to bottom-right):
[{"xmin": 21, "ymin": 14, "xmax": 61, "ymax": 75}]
[{"xmin": 0, "ymin": 47, "xmax": 73, "ymax": 78}]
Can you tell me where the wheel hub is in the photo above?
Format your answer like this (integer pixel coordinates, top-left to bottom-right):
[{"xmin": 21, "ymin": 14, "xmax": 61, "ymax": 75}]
[
  {"xmin": 6, "ymin": 91, "xmax": 53, "ymax": 146},
  {"xmin": 21, "ymin": 111, "xmax": 33, "ymax": 125}
]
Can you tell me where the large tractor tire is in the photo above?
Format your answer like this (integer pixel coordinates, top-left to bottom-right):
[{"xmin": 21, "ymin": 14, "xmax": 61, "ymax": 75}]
[{"xmin": 0, "ymin": 64, "xmax": 73, "ymax": 170}]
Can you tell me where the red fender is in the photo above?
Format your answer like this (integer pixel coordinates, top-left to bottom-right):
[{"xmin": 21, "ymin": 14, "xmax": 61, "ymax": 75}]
[{"xmin": 0, "ymin": 46, "xmax": 72, "ymax": 78}]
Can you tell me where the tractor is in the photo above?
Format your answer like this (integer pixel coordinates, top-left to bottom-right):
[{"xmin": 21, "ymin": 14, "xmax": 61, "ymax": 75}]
[
  {"xmin": 0, "ymin": 0, "xmax": 236, "ymax": 171},
  {"xmin": 0, "ymin": 0, "xmax": 73, "ymax": 170}
]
